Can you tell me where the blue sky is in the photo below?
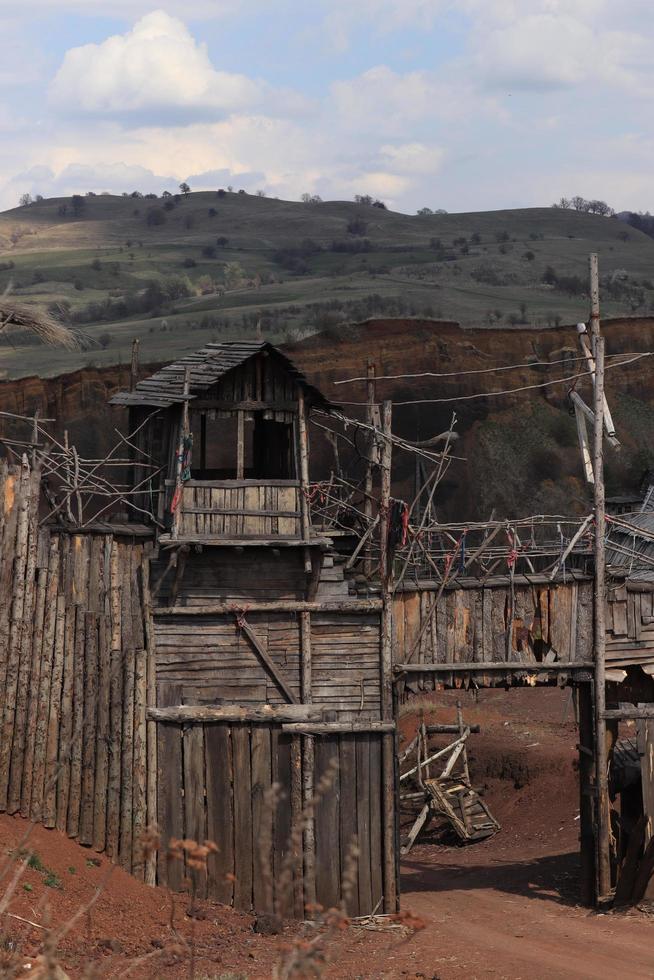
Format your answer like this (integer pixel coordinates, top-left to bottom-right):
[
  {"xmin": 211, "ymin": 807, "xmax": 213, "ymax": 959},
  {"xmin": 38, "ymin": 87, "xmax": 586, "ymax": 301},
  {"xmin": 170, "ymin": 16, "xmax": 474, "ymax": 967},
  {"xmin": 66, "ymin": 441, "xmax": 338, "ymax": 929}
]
[{"xmin": 1, "ymin": 1, "xmax": 652, "ymax": 213}]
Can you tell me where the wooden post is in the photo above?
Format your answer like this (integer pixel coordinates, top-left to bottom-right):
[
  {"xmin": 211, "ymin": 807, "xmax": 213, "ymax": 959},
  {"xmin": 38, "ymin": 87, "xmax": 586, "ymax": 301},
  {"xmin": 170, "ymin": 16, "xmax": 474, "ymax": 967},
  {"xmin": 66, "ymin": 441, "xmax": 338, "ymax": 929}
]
[
  {"xmin": 379, "ymin": 400, "xmax": 397, "ymax": 911},
  {"xmin": 236, "ymin": 409, "xmax": 245, "ymax": 480},
  {"xmin": 300, "ymin": 607, "xmax": 316, "ymax": 911},
  {"xmin": 31, "ymin": 409, "xmax": 39, "ymax": 468},
  {"xmin": 578, "ymin": 683, "xmax": 596, "ymax": 906},
  {"xmin": 589, "ymin": 252, "xmax": 610, "ymax": 903},
  {"xmin": 130, "ymin": 338, "xmax": 140, "ymax": 392},
  {"xmin": 364, "ymin": 360, "xmax": 376, "ymax": 575},
  {"xmin": 142, "ymin": 558, "xmax": 158, "ymax": 885},
  {"xmin": 200, "ymin": 413, "xmax": 207, "ymax": 474},
  {"xmin": 380, "ymin": 400, "xmax": 393, "ymax": 712},
  {"xmin": 171, "ymin": 368, "xmax": 191, "ymax": 540},
  {"xmin": 297, "ymin": 388, "xmax": 313, "ymax": 574},
  {"xmin": 457, "ymin": 700, "xmax": 471, "ymax": 786},
  {"xmin": 63, "ymin": 431, "xmax": 74, "ymax": 524}
]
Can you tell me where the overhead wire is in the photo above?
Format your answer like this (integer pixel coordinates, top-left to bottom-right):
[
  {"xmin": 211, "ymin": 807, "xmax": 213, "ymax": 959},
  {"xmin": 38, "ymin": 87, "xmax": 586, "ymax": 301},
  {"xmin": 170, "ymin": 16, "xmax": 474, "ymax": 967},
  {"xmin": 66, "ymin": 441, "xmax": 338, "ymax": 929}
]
[
  {"xmin": 333, "ymin": 349, "xmax": 652, "ymax": 385},
  {"xmin": 335, "ymin": 352, "xmax": 652, "ymax": 406}
]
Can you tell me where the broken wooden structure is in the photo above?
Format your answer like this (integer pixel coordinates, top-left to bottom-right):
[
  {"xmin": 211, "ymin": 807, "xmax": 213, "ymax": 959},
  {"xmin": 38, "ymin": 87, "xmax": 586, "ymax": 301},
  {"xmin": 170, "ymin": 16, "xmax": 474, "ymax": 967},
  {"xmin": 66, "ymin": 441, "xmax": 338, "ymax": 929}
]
[{"xmin": 399, "ymin": 706, "xmax": 499, "ymax": 854}]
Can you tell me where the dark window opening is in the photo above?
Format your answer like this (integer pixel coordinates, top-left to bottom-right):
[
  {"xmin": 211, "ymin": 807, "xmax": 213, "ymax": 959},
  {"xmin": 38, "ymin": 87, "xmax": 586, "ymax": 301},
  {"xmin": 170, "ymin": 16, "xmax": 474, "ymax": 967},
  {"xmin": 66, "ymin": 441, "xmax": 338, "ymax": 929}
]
[{"xmin": 189, "ymin": 412, "xmax": 294, "ymax": 480}]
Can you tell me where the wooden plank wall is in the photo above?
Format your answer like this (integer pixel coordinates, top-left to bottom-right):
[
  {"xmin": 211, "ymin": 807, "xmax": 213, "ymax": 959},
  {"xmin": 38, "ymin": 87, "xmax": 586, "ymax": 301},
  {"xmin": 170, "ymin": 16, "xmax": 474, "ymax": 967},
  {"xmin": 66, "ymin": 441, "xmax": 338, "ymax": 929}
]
[
  {"xmin": 153, "ymin": 548, "xmax": 307, "ymax": 605},
  {"xmin": 393, "ymin": 579, "xmax": 593, "ymax": 692},
  {"xmin": 180, "ymin": 483, "xmax": 300, "ymax": 538},
  {"xmin": 0, "ymin": 460, "xmax": 155, "ymax": 881},
  {"xmin": 157, "ymin": 720, "xmax": 385, "ymax": 916},
  {"xmin": 154, "ymin": 610, "xmax": 382, "ymax": 718},
  {"xmin": 606, "ymin": 581, "xmax": 654, "ymax": 670}
]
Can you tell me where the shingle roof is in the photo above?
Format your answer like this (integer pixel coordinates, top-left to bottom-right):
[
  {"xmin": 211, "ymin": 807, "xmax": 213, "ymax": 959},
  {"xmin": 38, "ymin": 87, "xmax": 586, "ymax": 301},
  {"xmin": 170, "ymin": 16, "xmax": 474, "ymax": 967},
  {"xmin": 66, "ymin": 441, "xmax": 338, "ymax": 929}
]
[
  {"xmin": 109, "ymin": 340, "xmax": 334, "ymax": 409},
  {"xmin": 606, "ymin": 511, "xmax": 654, "ymax": 572}
]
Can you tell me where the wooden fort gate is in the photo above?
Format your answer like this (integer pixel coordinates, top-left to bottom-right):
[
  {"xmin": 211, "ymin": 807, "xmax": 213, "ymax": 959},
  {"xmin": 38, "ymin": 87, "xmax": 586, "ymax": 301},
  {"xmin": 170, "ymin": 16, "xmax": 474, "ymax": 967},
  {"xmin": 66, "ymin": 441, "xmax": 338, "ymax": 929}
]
[{"xmin": 149, "ymin": 601, "xmax": 395, "ymax": 916}]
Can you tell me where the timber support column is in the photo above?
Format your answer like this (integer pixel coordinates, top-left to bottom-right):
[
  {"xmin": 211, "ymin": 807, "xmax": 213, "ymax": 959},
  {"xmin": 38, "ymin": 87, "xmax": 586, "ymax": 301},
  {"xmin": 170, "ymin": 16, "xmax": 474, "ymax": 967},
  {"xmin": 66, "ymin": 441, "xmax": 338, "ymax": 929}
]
[
  {"xmin": 299, "ymin": 607, "xmax": 316, "ymax": 912},
  {"xmin": 297, "ymin": 388, "xmax": 313, "ymax": 575},
  {"xmin": 589, "ymin": 252, "xmax": 611, "ymax": 903},
  {"xmin": 380, "ymin": 400, "xmax": 398, "ymax": 911},
  {"xmin": 578, "ymin": 682, "xmax": 596, "ymax": 906},
  {"xmin": 364, "ymin": 360, "xmax": 376, "ymax": 576}
]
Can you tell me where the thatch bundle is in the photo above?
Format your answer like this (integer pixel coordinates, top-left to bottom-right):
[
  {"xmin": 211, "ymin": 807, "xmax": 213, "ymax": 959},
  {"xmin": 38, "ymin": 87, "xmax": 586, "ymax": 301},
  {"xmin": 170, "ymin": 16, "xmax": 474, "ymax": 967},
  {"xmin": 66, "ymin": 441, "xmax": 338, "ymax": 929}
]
[{"xmin": 0, "ymin": 299, "xmax": 79, "ymax": 350}]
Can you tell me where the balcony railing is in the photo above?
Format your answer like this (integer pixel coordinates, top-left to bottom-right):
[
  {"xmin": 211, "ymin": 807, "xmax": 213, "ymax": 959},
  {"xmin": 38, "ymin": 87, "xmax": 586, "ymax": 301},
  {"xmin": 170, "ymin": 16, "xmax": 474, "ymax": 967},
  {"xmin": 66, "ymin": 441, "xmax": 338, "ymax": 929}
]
[{"xmin": 173, "ymin": 479, "xmax": 302, "ymax": 539}]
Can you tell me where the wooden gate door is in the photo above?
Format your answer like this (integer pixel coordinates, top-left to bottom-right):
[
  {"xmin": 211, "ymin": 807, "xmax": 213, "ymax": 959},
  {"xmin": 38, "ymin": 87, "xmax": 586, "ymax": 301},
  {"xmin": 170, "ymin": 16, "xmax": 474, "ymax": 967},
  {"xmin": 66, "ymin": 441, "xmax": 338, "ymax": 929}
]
[
  {"xmin": 157, "ymin": 716, "xmax": 302, "ymax": 915},
  {"xmin": 156, "ymin": 715, "xmax": 392, "ymax": 916}
]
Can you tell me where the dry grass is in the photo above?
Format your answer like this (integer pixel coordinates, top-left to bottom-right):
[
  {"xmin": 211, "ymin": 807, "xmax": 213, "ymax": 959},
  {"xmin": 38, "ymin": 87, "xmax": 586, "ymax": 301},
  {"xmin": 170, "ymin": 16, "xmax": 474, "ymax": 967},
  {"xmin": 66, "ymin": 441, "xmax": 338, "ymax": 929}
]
[{"xmin": 0, "ymin": 299, "xmax": 79, "ymax": 350}]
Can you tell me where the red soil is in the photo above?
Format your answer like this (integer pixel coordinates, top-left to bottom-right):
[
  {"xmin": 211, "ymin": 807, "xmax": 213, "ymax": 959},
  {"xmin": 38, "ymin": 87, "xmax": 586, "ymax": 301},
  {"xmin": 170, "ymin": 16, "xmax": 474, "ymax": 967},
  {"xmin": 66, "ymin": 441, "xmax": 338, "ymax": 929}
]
[
  {"xmin": 2, "ymin": 689, "xmax": 654, "ymax": 978},
  {"xmin": 330, "ymin": 688, "xmax": 654, "ymax": 979}
]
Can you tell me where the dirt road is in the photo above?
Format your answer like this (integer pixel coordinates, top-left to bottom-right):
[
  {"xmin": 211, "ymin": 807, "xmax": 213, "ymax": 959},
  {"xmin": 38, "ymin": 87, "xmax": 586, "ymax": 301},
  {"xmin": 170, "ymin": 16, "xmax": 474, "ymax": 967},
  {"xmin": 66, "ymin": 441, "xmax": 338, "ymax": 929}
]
[{"xmin": 330, "ymin": 688, "xmax": 654, "ymax": 979}]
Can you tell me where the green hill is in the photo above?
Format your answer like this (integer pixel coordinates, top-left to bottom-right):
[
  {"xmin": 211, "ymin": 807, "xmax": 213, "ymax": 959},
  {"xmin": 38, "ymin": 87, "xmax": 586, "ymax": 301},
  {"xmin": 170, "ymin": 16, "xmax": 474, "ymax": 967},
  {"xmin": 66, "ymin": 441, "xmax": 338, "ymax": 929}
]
[{"xmin": 1, "ymin": 190, "xmax": 653, "ymax": 378}]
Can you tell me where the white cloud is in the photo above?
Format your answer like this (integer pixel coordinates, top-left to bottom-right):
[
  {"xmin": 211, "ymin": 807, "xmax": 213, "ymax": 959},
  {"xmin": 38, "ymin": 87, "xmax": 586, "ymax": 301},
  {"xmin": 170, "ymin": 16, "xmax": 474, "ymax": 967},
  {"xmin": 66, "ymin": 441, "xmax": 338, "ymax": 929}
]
[
  {"xmin": 331, "ymin": 66, "xmax": 471, "ymax": 133},
  {"xmin": 379, "ymin": 143, "xmax": 445, "ymax": 175},
  {"xmin": 50, "ymin": 10, "xmax": 265, "ymax": 118},
  {"xmin": 15, "ymin": 0, "xmax": 243, "ymax": 18},
  {"xmin": 1, "ymin": 161, "xmax": 178, "ymax": 201}
]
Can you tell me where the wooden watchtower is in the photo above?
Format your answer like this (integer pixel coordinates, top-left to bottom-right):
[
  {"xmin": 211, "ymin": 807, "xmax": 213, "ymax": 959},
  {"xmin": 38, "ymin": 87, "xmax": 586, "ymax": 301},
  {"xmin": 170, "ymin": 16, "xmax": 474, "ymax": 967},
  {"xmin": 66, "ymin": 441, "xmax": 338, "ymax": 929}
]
[{"xmin": 109, "ymin": 340, "xmax": 398, "ymax": 917}]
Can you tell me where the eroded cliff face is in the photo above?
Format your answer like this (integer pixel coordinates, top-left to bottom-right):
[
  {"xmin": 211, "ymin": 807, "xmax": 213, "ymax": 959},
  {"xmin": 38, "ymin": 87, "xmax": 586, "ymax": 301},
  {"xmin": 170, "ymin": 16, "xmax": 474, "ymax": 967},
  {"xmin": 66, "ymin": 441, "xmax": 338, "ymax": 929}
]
[
  {"xmin": 1, "ymin": 316, "xmax": 653, "ymax": 520},
  {"xmin": 286, "ymin": 317, "xmax": 654, "ymax": 519}
]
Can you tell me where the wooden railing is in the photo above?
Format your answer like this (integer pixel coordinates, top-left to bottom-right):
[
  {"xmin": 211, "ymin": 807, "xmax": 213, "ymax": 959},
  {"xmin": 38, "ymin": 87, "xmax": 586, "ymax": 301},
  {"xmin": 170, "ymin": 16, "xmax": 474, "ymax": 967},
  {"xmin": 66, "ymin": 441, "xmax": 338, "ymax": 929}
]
[{"xmin": 177, "ymin": 479, "xmax": 302, "ymax": 538}]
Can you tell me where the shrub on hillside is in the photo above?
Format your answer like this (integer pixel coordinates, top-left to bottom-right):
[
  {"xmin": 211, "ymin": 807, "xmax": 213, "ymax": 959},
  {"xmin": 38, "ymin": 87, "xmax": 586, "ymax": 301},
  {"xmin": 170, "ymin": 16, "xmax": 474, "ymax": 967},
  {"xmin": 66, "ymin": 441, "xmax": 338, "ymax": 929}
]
[
  {"xmin": 146, "ymin": 207, "xmax": 166, "ymax": 226},
  {"xmin": 347, "ymin": 217, "xmax": 368, "ymax": 236}
]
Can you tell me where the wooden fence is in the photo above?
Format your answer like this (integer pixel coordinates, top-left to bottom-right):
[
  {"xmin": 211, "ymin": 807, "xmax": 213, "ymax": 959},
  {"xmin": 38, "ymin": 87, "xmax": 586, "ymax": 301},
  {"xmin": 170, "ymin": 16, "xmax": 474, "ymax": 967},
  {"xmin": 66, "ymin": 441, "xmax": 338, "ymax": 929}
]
[
  {"xmin": 0, "ymin": 460, "xmax": 155, "ymax": 882},
  {"xmin": 393, "ymin": 572, "xmax": 594, "ymax": 691}
]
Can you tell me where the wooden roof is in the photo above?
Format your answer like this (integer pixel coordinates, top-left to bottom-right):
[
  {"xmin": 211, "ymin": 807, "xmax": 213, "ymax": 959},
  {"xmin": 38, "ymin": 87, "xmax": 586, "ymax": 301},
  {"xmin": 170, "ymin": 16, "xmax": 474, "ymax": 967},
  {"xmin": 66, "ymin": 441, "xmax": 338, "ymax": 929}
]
[{"xmin": 109, "ymin": 340, "xmax": 334, "ymax": 410}]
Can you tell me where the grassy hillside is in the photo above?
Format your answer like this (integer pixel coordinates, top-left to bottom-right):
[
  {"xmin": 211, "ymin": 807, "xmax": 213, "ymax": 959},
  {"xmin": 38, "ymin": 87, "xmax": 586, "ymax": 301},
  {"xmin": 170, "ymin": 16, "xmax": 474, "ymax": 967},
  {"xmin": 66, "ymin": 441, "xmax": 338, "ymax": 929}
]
[{"xmin": 1, "ymin": 190, "xmax": 653, "ymax": 378}]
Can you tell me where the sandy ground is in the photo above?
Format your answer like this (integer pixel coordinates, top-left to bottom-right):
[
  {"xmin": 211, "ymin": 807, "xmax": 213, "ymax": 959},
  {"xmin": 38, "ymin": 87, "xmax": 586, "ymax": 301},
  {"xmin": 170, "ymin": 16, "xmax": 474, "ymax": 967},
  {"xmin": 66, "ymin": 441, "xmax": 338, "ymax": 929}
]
[{"xmin": 1, "ymin": 688, "xmax": 653, "ymax": 978}]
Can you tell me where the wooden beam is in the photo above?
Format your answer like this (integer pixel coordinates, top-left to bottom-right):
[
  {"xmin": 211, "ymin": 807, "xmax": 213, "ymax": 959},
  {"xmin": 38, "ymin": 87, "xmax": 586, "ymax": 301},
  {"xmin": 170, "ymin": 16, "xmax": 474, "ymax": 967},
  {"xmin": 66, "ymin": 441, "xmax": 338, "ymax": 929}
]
[
  {"xmin": 282, "ymin": 721, "xmax": 395, "ymax": 734},
  {"xmin": 395, "ymin": 661, "xmax": 594, "ymax": 673},
  {"xmin": 573, "ymin": 397, "xmax": 594, "ymax": 485},
  {"xmin": 154, "ymin": 598, "xmax": 382, "ymax": 615},
  {"xmin": 181, "ymin": 507, "xmax": 301, "ymax": 518},
  {"xmin": 427, "ymin": 723, "xmax": 481, "ymax": 734},
  {"xmin": 157, "ymin": 535, "xmax": 331, "ymax": 548},
  {"xmin": 238, "ymin": 618, "xmax": 298, "ymax": 704},
  {"xmin": 603, "ymin": 706, "xmax": 654, "ymax": 720},
  {"xmin": 148, "ymin": 704, "xmax": 323, "ymax": 723},
  {"xmin": 191, "ymin": 399, "xmax": 298, "ymax": 413},
  {"xmin": 169, "ymin": 478, "xmax": 300, "ymax": 488}
]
